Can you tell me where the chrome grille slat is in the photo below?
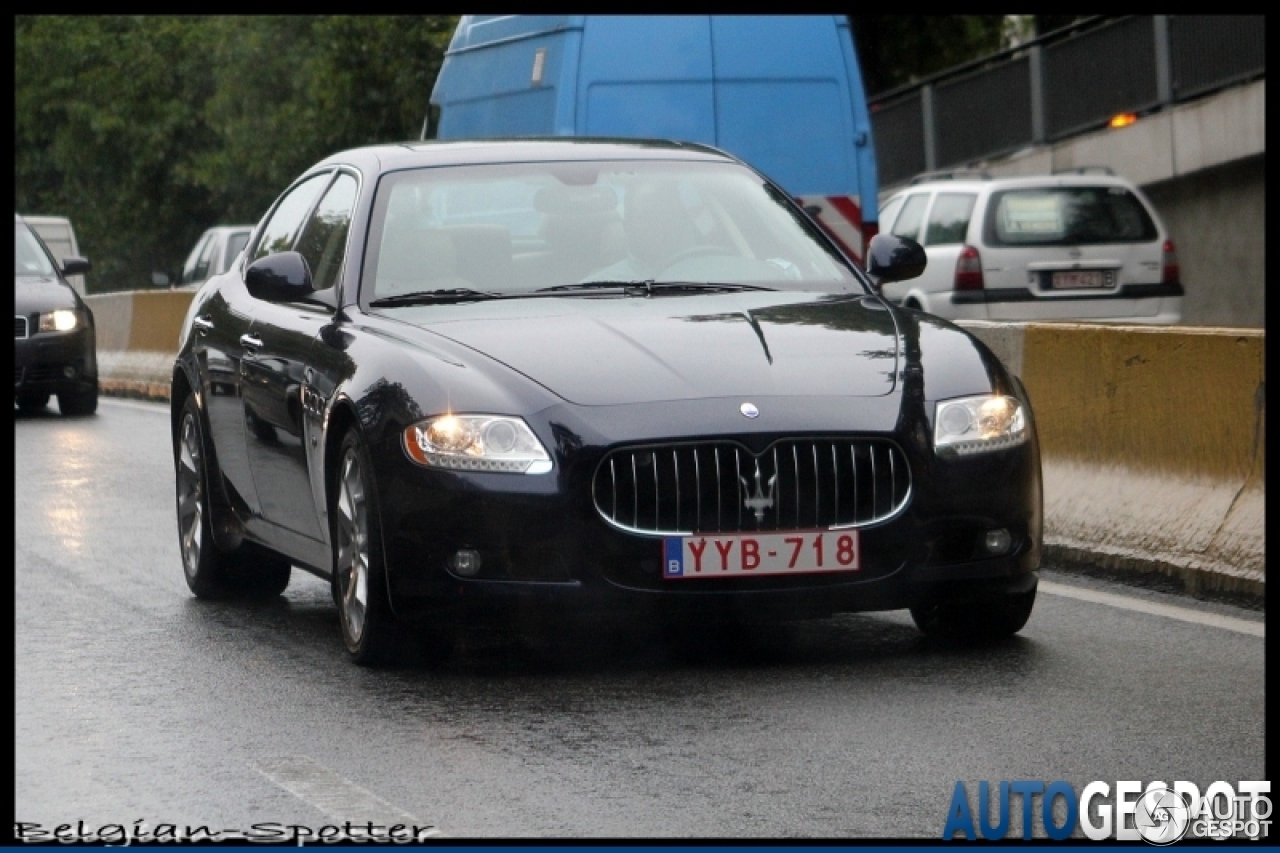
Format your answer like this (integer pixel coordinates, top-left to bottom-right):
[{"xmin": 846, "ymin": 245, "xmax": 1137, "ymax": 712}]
[{"xmin": 593, "ymin": 438, "xmax": 911, "ymax": 537}]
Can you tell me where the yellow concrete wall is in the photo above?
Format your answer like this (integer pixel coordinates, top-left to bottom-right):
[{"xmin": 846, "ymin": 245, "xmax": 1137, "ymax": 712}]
[
  {"xmin": 1020, "ymin": 324, "xmax": 1265, "ymax": 483},
  {"xmin": 85, "ymin": 289, "xmax": 194, "ymax": 353}
]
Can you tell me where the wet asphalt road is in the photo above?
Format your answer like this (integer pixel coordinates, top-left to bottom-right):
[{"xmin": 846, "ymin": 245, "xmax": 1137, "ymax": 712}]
[{"xmin": 14, "ymin": 398, "xmax": 1266, "ymax": 840}]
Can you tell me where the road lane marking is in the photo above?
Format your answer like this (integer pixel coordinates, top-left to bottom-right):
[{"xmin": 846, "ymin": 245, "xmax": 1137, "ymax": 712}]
[
  {"xmin": 1040, "ymin": 580, "xmax": 1263, "ymax": 637},
  {"xmin": 252, "ymin": 755, "xmax": 444, "ymax": 837},
  {"xmin": 100, "ymin": 397, "xmax": 169, "ymax": 414}
]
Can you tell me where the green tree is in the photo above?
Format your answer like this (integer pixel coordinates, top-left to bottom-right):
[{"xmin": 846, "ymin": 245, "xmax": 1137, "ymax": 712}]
[{"xmin": 16, "ymin": 15, "xmax": 456, "ymax": 293}]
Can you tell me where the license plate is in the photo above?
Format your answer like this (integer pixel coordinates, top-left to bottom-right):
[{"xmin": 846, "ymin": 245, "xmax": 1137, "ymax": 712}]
[
  {"xmin": 1050, "ymin": 270, "xmax": 1106, "ymax": 289},
  {"xmin": 663, "ymin": 530, "xmax": 860, "ymax": 579}
]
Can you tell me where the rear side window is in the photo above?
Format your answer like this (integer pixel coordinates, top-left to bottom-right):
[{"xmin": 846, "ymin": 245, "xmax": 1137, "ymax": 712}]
[
  {"xmin": 890, "ymin": 194, "xmax": 929, "ymax": 242},
  {"xmin": 924, "ymin": 193, "xmax": 976, "ymax": 246},
  {"xmin": 985, "ymin": 186, "xmax": 1158, "ymax": 246}
]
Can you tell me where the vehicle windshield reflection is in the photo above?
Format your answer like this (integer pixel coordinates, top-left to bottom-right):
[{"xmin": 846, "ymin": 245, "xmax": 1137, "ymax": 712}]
[{"xmin": 363, "ymin": 159, "xmax": 865, "ymax": 306}]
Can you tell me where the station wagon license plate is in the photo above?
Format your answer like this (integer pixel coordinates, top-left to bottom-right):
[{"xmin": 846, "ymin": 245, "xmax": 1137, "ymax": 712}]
[
  {"xmin": 663, "ymin": 530, "xmax": 860, "ymax": 579},
  {"xmin": 1050, "ymin": 270, "xmax": 1106, "ymax": 289}
]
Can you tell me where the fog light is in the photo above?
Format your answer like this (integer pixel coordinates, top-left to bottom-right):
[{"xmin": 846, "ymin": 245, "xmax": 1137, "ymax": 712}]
[
  {"xmin": 449, "ymin": 548, "xmax": 482, "ymax": 577},
  {"xmin": 62, "ymin": 365, "xmax": 76, "ymax": 378},
  {"xmin": 985, "ymin": 528, "xmax": 1012, "ymax": 555}
]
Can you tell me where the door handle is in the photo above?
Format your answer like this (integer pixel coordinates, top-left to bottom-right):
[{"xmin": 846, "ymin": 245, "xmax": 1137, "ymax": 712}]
[
  {"xmin": 240, "ymin": 333, "xmax": 264, "ymax": 350},
  {"xmin": 192, "ymin": 316, "xmax": 214, "ymax": 335}
]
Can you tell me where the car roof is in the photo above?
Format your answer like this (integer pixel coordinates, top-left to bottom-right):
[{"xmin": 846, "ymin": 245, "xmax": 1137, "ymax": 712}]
[
  {"xmin": 891, "ymin": 171, "xmax": 1139, "ymax": 197},
  {"xmin": 307, "ymin": 137, "xmax": 741, "ymax": 176}
]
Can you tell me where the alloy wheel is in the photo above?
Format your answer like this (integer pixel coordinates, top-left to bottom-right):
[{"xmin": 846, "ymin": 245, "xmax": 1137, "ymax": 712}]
[
  {"xmin": 336, "ymin": 447, "xmax": 370, "ymax": 644},
  {"xmin": 177, "ymin": 412, "xmax": 204, "ymax": 579}
]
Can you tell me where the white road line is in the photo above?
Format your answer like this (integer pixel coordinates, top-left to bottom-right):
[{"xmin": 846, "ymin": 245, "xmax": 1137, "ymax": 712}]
[
  {"xmin": 1040, "ymin": 580, "xmax": 1264, "ymax": 637},
  {"xmin": 100, "ymin": 397, "xmax": 168, "ymax": 414},
  {"xmin": 252, "ymin": 755, "xmax": 444, "ymax": 838}
]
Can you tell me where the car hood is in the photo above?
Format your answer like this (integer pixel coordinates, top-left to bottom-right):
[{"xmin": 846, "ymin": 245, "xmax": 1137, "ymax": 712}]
[
  {"xmin": 15, "ymin": 275, "xmax": 78, "ymax": 314},
  {"xmin": 386, "ymin": 291, "xmax": 902, "ymax": 406}
]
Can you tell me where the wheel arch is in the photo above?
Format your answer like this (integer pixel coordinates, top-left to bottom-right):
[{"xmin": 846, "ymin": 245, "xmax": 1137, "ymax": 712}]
[{"xmin": 323, "ymin": 395, "xmax": 404, "ymax": 619}]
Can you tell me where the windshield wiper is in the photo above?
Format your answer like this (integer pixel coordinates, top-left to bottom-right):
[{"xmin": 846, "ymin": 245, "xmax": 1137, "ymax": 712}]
[
  {"xmin": 536, "ymin": 280, "xmax": 775, "ymax": 296},
  {"xmin": 369, "ymin": 288, "xmax": 504, "ymax": 307}
]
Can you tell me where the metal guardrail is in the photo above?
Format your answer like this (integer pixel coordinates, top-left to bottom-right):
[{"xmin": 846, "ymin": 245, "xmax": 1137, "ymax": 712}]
[{"xmin": 870, "ymin": 15, "xmax": 1265, "ymax": 189}]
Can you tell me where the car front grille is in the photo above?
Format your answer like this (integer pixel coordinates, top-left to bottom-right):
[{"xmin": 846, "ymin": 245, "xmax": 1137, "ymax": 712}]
[
  {"xmin": 593, "ymin": 438, "xmax": 911, "ymax": 536},
  {"xmin": 15, "ymin": 315, "xmax": 29, "ymax": 339}
]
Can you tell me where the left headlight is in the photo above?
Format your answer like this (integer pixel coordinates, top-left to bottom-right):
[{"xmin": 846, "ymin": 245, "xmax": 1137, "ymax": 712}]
[
  {"xmin": 934, "ymin": 394, "xmax": 1028, "ymax": 456},
  {"xmin": 402, "ymin": 414, "xmax": 553, "ymax": 474},
  {"xmin": 38, "ymin": 309, "xmax": 79, "ymax": 332}
]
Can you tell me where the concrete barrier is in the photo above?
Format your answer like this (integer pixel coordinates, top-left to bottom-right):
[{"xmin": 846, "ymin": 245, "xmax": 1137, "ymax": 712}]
[
  {"xmin": 960, "ymin": 321, "xmax": 1264, "ymax": 600},
  {"xmin": 81, "ymin": 290, "xmax": 1264, "ymax": 601},
  {"xmin": 84, "ymin": 289, "xmax": 194, "ymax": 400}
]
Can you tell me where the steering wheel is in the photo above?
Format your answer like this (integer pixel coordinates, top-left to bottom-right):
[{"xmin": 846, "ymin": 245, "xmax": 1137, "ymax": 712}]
[{"xmin": 656, "ymin": 244, "xmax": 735, "ymax": 275}]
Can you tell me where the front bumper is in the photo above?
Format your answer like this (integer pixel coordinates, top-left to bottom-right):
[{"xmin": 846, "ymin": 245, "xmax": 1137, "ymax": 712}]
[
  {"xmin": 373, "ymin": 421, "xmax": 1042, "ymax": 626},
  {"xmin": 14, "ymin": 325, "xmax": 98, "ymax": 395}
]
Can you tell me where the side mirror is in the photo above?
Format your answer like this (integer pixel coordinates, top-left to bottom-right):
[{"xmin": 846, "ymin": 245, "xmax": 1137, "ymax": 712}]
[
  {"xmin": 60, "ymin": 257, "xmax": 91, "ymax": 277},
  {"xmin": 245, "ymin": 251, "xmax": 315, "ymax": 303},
  {"xmin": 151, "ymin": 271, "xmax": 172, "ymax": 288},
  {"xmin": 865, "ymin": 233, "xmax": 927, "ymax": 284}
]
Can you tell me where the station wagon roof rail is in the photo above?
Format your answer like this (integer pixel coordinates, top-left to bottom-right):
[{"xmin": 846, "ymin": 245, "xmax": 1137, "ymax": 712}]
[{"xmin": 909, "ymin": 168, "xmax": 993, "ymax": 184}]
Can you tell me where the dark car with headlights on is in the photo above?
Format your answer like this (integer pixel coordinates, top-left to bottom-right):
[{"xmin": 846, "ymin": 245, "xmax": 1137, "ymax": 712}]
[
  {"xmin": 170, "ymin": 139, "xmax": 1042, "ymax": 665},
  {"xmin": 15, "ymin": 213, "xmax": 98, "ymax": 415}
]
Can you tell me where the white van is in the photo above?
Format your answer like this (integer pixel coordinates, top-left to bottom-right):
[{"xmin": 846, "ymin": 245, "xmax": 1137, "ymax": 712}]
[{"xmin": 24, "ymin": 215, "xmax": 86, "ymax": 295}]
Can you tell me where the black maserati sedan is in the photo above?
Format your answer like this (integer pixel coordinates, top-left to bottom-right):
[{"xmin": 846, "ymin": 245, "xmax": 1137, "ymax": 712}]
[
  {"xmin": 15, "ymin": 213, "xmax": 98, "ymax": 415},
  {"xmin": 171, "ymin": 139, "xmax": 1042, "ymax": 665}
]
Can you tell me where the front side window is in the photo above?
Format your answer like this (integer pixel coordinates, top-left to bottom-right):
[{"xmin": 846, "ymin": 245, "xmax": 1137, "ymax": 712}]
[
  {"xmin": 252, "ymin": 172, "xmax": 332, "ymax": 261},
  {"xmin": 985, "ymin": 186, "xmax": 1159, "ymax": 246},
  {"xmin": 363, "ymin": 160, "xmax": 864, "ymax": 301},
  {"xmin": 890, "ymin": 194, "xmax": 929, "ymax": 242},
  {"xmin": 295, "ymin": 173, "xmax": 358, "ymax": 292}
]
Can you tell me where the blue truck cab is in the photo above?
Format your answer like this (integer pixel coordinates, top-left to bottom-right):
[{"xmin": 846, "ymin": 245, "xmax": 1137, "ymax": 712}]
[{"xmin": 428, "ymin": 15, "xmax": 879, "ymax": 262}]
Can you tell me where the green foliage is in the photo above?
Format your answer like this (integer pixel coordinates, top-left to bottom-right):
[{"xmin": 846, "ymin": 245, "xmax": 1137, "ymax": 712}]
[
  {"xmin": 17, "ymin": 14, "xmax": 1040, "ymax": 292},
  {"xmin": 850, "ymin": 15, "xmax": 1009, "ymax": 96},
  {"xmin": 15, "ymin": 14, "xmax": 456, "ymax": 293}
]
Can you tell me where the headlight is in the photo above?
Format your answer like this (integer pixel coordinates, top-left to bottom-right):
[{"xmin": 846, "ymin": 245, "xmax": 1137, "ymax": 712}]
[
  {"xmin": 402, "ymin": 414, "xmax": 553, "ymax": 474},
  {"xmin": 934, "ymin": 394, "xmax": 1028, "ymax": 456},
  {"xmin": 38, "ymin": 309, "xmax": 79, "ymax": 332}
]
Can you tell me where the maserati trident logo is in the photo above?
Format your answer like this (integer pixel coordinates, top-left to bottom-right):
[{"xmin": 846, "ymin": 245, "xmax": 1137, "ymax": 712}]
[
  {"xmin": 739, "ymin": 463, "xmax": 777, "ymax": 523},
  {"xmin": 740, "ymin": 402, "xmax": 760, "ymax": 419}
]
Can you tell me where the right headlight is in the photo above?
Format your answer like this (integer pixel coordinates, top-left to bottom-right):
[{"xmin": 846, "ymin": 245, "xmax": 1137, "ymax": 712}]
[
  {"xmin": 933, "ymin": 394, "xmax": 1028, "ymax": 456},
  {"xmin": 402, "ymin": 413, "xmax": 553, "ymax": 474},
  {"xmin": 38, "ymin": 309, "xmax": 79, "ymax": 332}
]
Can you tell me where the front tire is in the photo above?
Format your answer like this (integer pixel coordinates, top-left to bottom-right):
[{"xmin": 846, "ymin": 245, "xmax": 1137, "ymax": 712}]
[
  {"xmin": 910, "ymin": 583, "xmax": 1037, "ymax": 640},
  {"xmin": 175, "ymin": 393, "xmax": 291, "ymax": 598},
  {"xmin": 58, "ymin": 383, "xmax": 98, "ymax": 416},
  {"xmin": 332, "ymin": 428, "xmax": 400, "ymax": 666}
]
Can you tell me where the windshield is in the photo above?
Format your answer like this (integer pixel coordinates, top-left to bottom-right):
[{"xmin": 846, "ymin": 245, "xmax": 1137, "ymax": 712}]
[
  {"xmin": 15, "ymin": 222, "xmax": 56, "ymax": 278},
  {"xmin": 362, "ymin": 159, "xmax": 865, "ymax": 303}
]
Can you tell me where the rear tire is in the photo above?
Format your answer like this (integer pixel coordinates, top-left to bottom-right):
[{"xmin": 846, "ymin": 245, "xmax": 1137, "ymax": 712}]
[
  {"xmin": 16, "ymin": 392, "xmax": 50, "ymax": 413},
  {"xmin": 175, "ymin": 393, "xmax": 291, "ymax": 599},
  {"xmin": 910, "ymin": 583, "xmax": 1037, "ymax": 640},
  {"xmin": 331, "ymin": 427, "xmax": 400, "ymax": 666},
  {"xmin": 58, "ymin": 383, "xmax": 98, "ymax": 416}
]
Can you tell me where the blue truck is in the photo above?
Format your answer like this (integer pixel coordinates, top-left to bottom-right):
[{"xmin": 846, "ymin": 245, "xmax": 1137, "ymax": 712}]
[{"xmin": 427, "ymin": 15, "xmax": 880, "ymax": 263}]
